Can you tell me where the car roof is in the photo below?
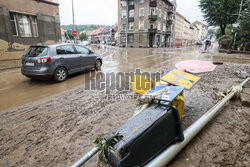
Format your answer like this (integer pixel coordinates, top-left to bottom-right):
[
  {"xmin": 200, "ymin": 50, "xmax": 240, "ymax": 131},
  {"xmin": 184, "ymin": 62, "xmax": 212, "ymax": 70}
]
[{"xmin": 30, "ymin": 43, "xmax": 75, "ymax": 48}]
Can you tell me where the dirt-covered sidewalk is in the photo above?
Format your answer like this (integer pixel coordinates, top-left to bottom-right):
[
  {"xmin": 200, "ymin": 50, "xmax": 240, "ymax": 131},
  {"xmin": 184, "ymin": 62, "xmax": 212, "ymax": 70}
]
[{"xmin": 0, "ymin": 62, "xmax": 249, "ymax": 167}]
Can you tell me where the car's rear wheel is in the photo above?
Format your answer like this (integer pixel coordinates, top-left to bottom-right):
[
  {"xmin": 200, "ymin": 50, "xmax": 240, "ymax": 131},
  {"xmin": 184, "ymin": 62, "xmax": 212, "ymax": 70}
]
[
  {"xmin": 54, "ymin": 67, "xmax": 68, "ymax": 82},
  {"xmin": 95, "ymin": 60, "xmax": 102, "ymax": 71}
]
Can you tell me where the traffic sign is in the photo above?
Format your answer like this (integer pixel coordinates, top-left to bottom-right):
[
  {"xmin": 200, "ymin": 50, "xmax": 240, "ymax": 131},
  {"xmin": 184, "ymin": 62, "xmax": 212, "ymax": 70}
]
[
  {"xmin": 175, "ymin": 60, "xmax": 216, "ymax": 73},
  {"xmin": 72, "ymin": 31, "xmax": 78, "ymax": 36},
  {"xmin": 160, "ymin": 69, "xmax": 200, "ymax": 89}
]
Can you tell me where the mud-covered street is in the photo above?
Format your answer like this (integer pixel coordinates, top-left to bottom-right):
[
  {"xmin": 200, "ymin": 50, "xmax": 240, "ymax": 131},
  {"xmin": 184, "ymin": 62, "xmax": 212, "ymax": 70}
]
[{"xmin": 0, "ymin": 45, "xmax": 249, "ymax": 167}]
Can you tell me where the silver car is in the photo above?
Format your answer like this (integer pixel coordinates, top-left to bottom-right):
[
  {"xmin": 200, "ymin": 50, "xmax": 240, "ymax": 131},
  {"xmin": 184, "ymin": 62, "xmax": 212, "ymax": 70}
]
[{"xmin": 21, "ymin": 43, "xmax": 102, "ymax": 82}]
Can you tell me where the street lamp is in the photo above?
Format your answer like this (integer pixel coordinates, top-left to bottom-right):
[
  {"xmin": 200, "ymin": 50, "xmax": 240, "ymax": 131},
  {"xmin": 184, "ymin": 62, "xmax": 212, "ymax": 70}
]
[{"xmin": 72, "ymin": 0, "xmax": 76, "ymax": 43}]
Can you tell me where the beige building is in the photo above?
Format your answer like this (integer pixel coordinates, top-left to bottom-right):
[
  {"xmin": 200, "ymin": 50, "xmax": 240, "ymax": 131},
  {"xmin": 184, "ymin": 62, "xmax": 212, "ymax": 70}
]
[
  {"xmin": 193, "ymin": 20, "xmax": 208, "ymax": 41},
  {"xmin": 118, "ymin": 0, "xmax": 176, "ymax": 48},
  {"xmin": 174, "ymin": 12, "xmax": 202, "ymax": 47}
]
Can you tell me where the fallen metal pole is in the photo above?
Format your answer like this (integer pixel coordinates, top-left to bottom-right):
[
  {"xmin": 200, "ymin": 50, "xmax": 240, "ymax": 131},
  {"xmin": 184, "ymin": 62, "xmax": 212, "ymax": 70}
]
[
  {"xmin": 71, "ymin": 147, "xmax": 99, "ymax": 167},
  {"xmin": 145, "ymin": 77, "xmax": 249, "ymax": 167}
]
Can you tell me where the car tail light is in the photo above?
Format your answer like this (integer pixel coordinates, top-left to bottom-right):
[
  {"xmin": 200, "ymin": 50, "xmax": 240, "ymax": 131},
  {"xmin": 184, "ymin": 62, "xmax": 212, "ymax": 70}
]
[{"xmin": 37, "ymin": 57, "xmax": 51, "ymax": 64}]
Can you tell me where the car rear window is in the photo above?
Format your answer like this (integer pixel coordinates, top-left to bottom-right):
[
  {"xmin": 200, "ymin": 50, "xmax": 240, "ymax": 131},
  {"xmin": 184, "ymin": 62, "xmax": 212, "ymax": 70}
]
[{"xmin": 24, "ymin": 46, "xmax": 48, "ymax": 57}]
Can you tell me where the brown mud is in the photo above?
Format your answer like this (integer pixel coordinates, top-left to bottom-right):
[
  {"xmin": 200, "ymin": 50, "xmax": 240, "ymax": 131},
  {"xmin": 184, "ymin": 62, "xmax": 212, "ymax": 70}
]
[{"xmin": 0, "ymin": 45, "xmax": 249, "ymax": 167}]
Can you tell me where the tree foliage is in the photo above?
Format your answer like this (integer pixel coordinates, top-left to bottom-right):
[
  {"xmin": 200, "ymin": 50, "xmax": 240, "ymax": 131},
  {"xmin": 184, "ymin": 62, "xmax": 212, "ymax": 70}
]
[
  {"xmin": 79, "ymin": 33, "xmax": 88, "ymax": 41},
  {"xmin": 199, "ymin": 0, "xmax": 248, "ymax": 35},
  {"xmin": 61, "ymin": 24, "xmax": 104, "ymax": 32},
  {"xmin": 235, "ymin": 3, "xmax": 250, "ymax": 43}
]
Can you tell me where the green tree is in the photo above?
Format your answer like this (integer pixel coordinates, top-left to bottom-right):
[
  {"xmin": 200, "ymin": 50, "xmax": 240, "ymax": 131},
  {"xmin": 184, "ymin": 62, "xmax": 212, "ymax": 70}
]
[
  {"xmin": 64, "ymin": 32, "xmax": 74, "ymax": 40},
  {"xmin": 235, "ymin": 4, "xmax": 250, "ymax": 45},
  {"xmin": 79, "ymin": 33, "xmax": 88, "ymax": 41},
  {"xmin": 199, "ymin": 0, "xmax": 248, "ymax": 35}
]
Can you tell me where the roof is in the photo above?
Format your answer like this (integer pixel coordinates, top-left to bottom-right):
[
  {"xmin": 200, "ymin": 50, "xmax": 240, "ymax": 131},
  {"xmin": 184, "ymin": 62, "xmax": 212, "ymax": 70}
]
[
  {"xmin": 102, "ymin": 26, "xmax": 111, "ymax": 34},
  {"xmin": 95, "ymin": 26, "xmax": 106, "ymax": 35},
  {"xmin": 193, "ymin": 20, "xmax": 207, "ymax": 27}
]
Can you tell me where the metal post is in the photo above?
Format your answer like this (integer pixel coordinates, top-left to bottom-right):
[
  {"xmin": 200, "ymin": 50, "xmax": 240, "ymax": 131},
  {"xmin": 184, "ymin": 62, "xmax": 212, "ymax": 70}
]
[
  {"xmin": 71, "ymin": 147, "xmax": 99, "ymax": 167},
  {"xmin": 233, "ymin": 0, "xmax": 244, "ymax": 48},
  {"xmin": 145, "ymin": 77, "xmax": 249, "ymax": 167},
  {"xmin": 72, "ymin": 0, "xmax": 76, "ymax": 44}
]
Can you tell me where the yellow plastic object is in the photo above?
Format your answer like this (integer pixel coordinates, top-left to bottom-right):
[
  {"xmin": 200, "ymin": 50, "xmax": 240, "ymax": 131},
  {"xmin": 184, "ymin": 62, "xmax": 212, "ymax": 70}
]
[
  {"xmin": 161, "ymin": 69, "xmax": 200, "ymax": 89},
  {"xmin": 172, "ymin": 91, "xmax": 185, "ymax": 120},
  {"xmin": 132, "ymin": 74, "xmax": 153, "ymax": 95}
]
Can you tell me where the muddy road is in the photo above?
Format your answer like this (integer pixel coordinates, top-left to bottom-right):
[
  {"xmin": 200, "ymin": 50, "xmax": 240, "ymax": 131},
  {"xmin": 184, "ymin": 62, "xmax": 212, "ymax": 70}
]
[
  {"xmin": 0, "ymin": 45, "xmax": 249, "ymax": 167},
  {"xmin": 1, "ymin": 44, "xmax": 249, "ymax": 111}
]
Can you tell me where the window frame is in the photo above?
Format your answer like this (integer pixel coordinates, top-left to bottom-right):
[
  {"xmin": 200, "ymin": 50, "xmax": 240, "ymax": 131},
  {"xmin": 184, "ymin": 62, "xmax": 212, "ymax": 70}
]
[
  {"xmin": 56, "ymin": 45, "xmax": 77, "ymax": 55},
  {"xmin": 129, "ymin": 10, "xmax": 134, "ymax": 18},
  {"xmin": 10, "ymin": 12, "xmax": 18, "ymax": 36},
  {"xmin": 139, "ymin": 8, "xmax": 144, "ymax": 17},
  {"xmin": 122, "ymin": 10, "xmax": 127, "ymax": 19},
  {"xmin": 74, "ymin": 45, "xmax": 90, "ymax": 55},
  {"xmin": 139, "ymin": 21, "xmax": 144, "ymax": 30},
  {"xmin": 129, "ymin": 22, "xmax": 134, "ymax": 30},
  {"xmin": 122, "ymin": 24, "xmax": 126, "ymax": 31}
]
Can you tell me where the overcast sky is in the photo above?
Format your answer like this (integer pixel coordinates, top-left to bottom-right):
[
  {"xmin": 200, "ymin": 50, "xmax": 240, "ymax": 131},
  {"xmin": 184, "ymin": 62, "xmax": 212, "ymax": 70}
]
[{"xmin": 59, "ymin": 0, "xmax": 206, "ymax": 25}]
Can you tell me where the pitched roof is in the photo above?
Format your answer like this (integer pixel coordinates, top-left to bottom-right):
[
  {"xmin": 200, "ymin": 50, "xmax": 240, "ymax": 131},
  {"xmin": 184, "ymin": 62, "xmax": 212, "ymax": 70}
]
[{"xmin": 193, "ymin": 20, "xmax": 207, "ymax": 27}]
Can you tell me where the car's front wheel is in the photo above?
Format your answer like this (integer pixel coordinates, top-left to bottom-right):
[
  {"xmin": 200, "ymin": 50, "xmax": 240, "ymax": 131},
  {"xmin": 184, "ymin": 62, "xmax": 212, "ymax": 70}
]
[
  {"xmin": 54, "ymin": 67, "xmax": 68, "ymax": 82},
  {"xmin": 95, "ymin": 60, "xmax": 102, "ymax": 71}
]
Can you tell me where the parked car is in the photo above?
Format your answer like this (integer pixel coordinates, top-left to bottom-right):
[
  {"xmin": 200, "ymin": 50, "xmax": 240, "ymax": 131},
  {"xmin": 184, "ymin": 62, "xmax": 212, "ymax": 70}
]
[
  {"xmin": 21, "ymin": 43, "xmax": 102, "ymax": 82},
  {"xmin": 81, "ymin": 40, "xmax": 89, "ymax": 46},
  {"xmin": 111, "ymin": 42, "xmax": 116, "ymax": 46}
]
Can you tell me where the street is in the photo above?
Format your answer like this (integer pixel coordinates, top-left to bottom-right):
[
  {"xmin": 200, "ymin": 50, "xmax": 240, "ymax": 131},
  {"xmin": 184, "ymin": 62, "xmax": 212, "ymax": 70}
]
[
  {"xmin": 0, "ymin": 45, "xmax": 249, "ymax": 167},
  {"xmin": 1, "ymin": 44, "xmax": 248, "ymax": 111}
]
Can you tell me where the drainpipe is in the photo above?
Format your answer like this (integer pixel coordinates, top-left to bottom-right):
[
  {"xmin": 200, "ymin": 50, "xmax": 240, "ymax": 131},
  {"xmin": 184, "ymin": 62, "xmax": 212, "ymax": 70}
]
[{"xmin": 145, "ymin": 77, "xmax": 249, "ymax": 167}]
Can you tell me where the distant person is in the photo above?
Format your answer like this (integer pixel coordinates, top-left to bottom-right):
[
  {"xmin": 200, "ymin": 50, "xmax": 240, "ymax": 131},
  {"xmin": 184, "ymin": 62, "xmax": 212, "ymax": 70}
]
[
  {"xmin": 156, "ymin": 40, "xmax": 160, "ymax": 48},
  {"xmin": 205, "ymin": 39, "xmax": 211, "ymax": 51}
]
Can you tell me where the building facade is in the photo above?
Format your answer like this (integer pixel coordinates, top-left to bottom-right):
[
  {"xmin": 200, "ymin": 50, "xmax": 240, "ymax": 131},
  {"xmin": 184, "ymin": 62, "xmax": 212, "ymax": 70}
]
[
  {"xmin": 193, "ymin": 20, "xmax": 208, "ymax": 41},
  {"xmin": 174, "ymin": 12, "xmax": 202, "ymax": 47},
  {"xmin": 118, "ymin": 0, "xmax": 176, "ymax": 48},
  {"xmin": 0, "ymin": 0, "xmax": 61, "ymax": 60}
]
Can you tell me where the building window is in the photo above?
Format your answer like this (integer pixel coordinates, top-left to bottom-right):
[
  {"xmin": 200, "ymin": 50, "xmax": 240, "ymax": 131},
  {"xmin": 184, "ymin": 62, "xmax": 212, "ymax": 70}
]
[
  {"xmin": 159, "ymin": 9, "xmax": 161, "ymax": 18},
  {"xmin": 17, "ymin": 14, "xmax": 32, "ymax": 37},
  {"xmin": 150, "ymin": 8, "xmax": 156, "ymax": 15},
  {"xmin": 164, "ymin": 12, "xmax": 167, "ymax": 20},
  {"xmin": 121, "ymin": 0, "xmax": 127, "ymax": 6},
  {"xmin": 129, "ymin": 22, "xmax": 134, "ymax": 30},
  {"xmin": 128, "ymin": 34, "xmax": 134, "ymax": 43},
  {"xmin": 10, "ymin": 12, "xmax": 39, "ymax": 37},
  {"xmin": 122, "ymin": 10, "xmax": 127, "ymax": 19},
  {"xmin": 128, "ymin": 0, "xmax": 134, "ymax": 5},
  {"xmin": 158, "ymin": 22, "xmax": 161, "ymax": 31},
  {"xmin": 163, "ymin": 24, "xmax": 166, "ymax": 32},
  {"xmin": 140, "ymin": 0, "xmax": 144, "ymax": 3},
  {"xmin": 121, "ymin": 36, "xmax": 126, "ymax": 42},
  {"xmin": 139, "ymin": 21, "xmax": 144, "ymax": 30},
  {"xmin": 129, "ymin": 10, "xmax": 134, "ymax": 18},
  {"xmin": 10, "ymin": 12, "xmax": 18, "ymax": 36},
  {"xmin": 162, "ymin": 35, "xmax": 165, "ymax": 42},
  {"xmin": 122, "ymin": 24, "xmax": 126, "ymax": 31},
  {"xmin": 31, "ymin": 17, "xmax": 38, "ymax": 37},
  {"xmin": 139, "ymin": 8, "xmax": 144, "ymax": 17}
]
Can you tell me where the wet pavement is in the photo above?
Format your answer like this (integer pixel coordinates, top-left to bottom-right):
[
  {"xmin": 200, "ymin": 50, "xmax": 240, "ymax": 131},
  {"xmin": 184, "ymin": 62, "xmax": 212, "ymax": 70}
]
[
  {"xmin": 0, "ymin": 44, "xmax": 249, "ymax": 167},
  {"xmin": 0, "ymin": 44, "xmax": 250, "ymax": 111}
]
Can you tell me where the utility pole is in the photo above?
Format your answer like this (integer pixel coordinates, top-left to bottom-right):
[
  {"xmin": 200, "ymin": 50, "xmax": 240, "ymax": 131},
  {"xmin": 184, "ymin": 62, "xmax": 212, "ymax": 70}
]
[
  {"xmin": 72, "ymin": 0, "xmax": 76, "ymax": 43},
  {"xmin": 233, "ymin": 0, "xmax": 244, "ymax": 48}
]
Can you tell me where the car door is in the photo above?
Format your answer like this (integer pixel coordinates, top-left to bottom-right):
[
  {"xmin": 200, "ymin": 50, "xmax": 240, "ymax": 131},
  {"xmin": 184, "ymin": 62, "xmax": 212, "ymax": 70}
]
[
  {"xmin": 56, "ymin": 45, "xmax": 81, "ymax": 73},
  {"xmin": 74, "ymin": 45, "xmax": 96, "ymax": 69}
]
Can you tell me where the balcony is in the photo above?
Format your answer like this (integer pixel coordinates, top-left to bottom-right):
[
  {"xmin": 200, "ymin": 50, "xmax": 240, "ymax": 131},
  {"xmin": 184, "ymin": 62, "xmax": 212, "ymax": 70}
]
[
  {"xmin": 128, "ymin": 17, "xmax": 134, "ymax": 22},
  {"xmin": 166, "ymin": 31, "xmax": 171, "ymax": 35},
  {"xmin": 168, "ymin": 8, "xmax": 174, "ymax": 14},
  {"xmin": 167, "ymin": 19, "xmax": 173, "ymax": 24},
  {"xmin": 150, "ymin": 0, "xmax": 157, "ymax": 7},
  {"xmin": 148, "ymin": 15, "xmax": 158, "ymax": 20},
  {"xmin": 148, "ymin": 28, "xmax": 157, "ymax": 33}
]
